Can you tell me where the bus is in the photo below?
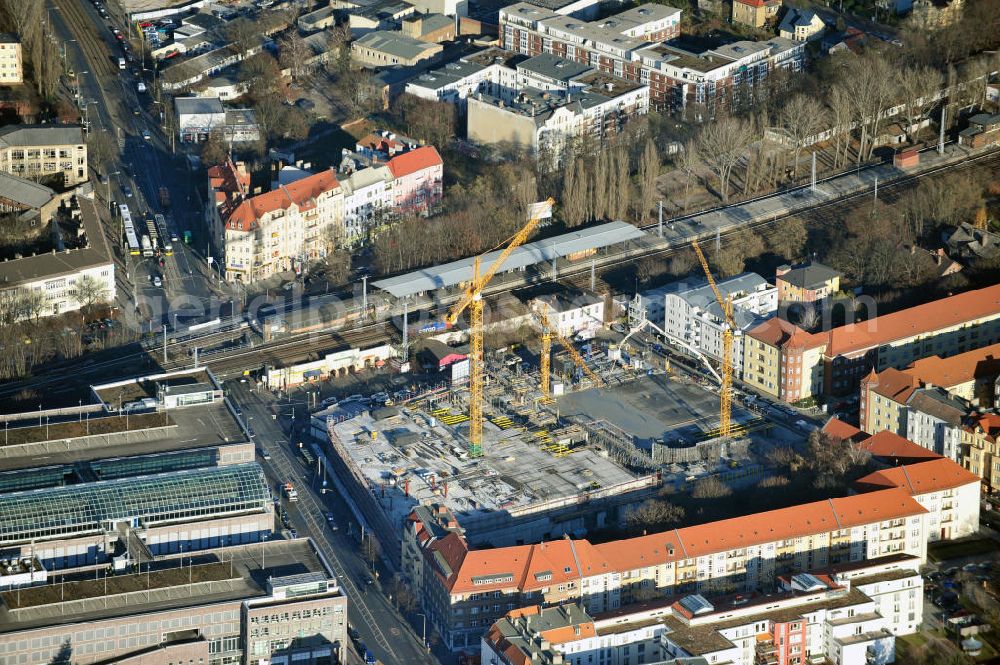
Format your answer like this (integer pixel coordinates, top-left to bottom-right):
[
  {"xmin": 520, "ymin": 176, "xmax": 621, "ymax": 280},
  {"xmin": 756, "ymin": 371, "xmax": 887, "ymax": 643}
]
[
  {"xmin": 140, "ymin": 234, "xmax": 153, "ymax": 257},
  {"xmin": 120, "ymin": 204, "xmax": 141, "ymax": 256},
  {"xmin": 145, "ymin": 216, "xmax": 160, "ymax": 255},
  {"xmin": 154, "ymin": 214, "xmax": 172, "ymax": 254}
]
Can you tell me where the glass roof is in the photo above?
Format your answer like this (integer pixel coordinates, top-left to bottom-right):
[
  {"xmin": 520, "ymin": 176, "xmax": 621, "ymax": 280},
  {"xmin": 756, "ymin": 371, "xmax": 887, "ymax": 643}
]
[{"xmin": 0, "ymin": 463, "xmax": 270, "ymax": 545}]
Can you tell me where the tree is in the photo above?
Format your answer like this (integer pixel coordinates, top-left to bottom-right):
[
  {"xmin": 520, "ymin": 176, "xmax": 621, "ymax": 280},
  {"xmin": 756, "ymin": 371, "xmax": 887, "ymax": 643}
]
[
  {"xmin": 224, "ymin": 17, "xmax": 260, "ymax": 53},
  {"xmin": 561, "ymin": 153, "xmax": 591, "ymax": 228},
  {"xmin": 843, "ymin": 51, "xmax": 895, "ymax": 162},
  {"xmin": 676, "ymin": 140, "xmax": 698, "ymax": 213},
  {"xmin": 779, "ymin": 95, "xmax": 826, "ymax": 178},
  {"xmin": 279, "ymin": 32, "xmax": 314, "ymax": 83},
  {"xmin": 714, "ymin": 229, "xmax": 764, "ymax": 277},
  {"xmin": 87, "ymin": 131, "xmax": 117, "ymax": 173},
  {"xmin": 697, "ymin": 117, "xmax": 754, "ymax": 203},
  {"xmin": 691, "ymin": 475, "xmax": 732, "ymax": 499},
  {"xmin": 806, "ymin": 430, "xmax": 871, "ymax": 488},
  {"xmin": 70, "ymin": 275, "xmax": 109, "ymax": 317},
  {"xmin": 389, "ymin": 95, "xmax": 457, "ymax": 149},
  {"xmin": 826, "ymin": 84, "xmax": 853, "ymax": 170},
  {"xmin": 200, "ymin": 137, "xmax": 228, "ymax": 167},
  {"xmin": 339, "ymin": 69, "xmax": 383, "ymax": 118},
  {"xmin": 898, "ymin": 65, "xmax": 942, "ymax": 141},
  {"xmin": 768, "ymin": 215, "xmax": 808, "ymax": 259},
  {"xmin": 611, "ymin": 146, "xmax": 631, "ymax": 221},
  {"xmin": 636, "ymin": 139, "xmax": 659, "ymax": 223},
  {"xmin": 625, "ymin": 499, "xmax": 685, "ymax": 532},
  {"xmin": 239, "ymin": 52, "xmax": 283, "ymax": 85}
]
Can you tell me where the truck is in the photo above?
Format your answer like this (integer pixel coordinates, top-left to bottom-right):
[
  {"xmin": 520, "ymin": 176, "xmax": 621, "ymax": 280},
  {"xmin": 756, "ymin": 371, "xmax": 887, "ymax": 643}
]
[
  {"xmin": 282, "ymin": 483, "xmax": 298, "ymax": 502},
  {"xmin": 140, "ymin": 234, "xmax": 153, "ymax": 257},
  {"xmin": 159, "ymin": 186, "xmax": 170, "ymax": 208}
]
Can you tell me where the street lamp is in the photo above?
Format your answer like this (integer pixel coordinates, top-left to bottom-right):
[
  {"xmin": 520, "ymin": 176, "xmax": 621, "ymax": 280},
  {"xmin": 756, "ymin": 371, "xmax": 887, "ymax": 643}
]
[{"xmin": 416, "ymin": 613, "xmax": 428, "ymax": 652}]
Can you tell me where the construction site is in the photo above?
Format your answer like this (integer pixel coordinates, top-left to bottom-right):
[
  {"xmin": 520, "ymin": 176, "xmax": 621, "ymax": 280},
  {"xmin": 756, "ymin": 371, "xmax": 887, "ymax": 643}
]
[{"xmin": 316, "ymin": 210, "xmax": 788, "ymax": 549}]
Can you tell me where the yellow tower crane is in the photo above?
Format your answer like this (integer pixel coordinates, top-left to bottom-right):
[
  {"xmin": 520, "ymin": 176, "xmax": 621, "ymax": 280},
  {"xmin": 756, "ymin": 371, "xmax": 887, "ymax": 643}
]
[
  {"xmin": 445, "ymin": 199, "xmax": 555, "ymax": 457},
  {"xmin": 691, "ymin": 238, "xmax": 735, "ymax": 438},
  {"xmin": 536, "ymin": 302, "xmax": 604, "ymax": 394}
]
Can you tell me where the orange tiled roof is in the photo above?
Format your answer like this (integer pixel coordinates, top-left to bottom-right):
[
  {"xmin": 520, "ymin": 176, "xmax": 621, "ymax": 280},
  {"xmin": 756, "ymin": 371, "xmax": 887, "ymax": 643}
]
[
  {"xmin": 387, "ymin": 145, "xmax": 442, "ymax": 179},
  {"xmin": 856, "ymin": 458, "xmax": 981, "ymax": 495},
  {"xmin": 858, "ymin": 430, "xmax": 942, "ymax": 463},
  {"xmin": 966, "ymin": 413, "xmax": 1000, "ymax": 440},
  {"xmin": 747, "ymin": 317, "xmax": 822, "ymax": 350},
  {"xmin": 223, "ymin": 168, "xmax": 341, "ymax": 232},
  {"xmin": 863, "ymin": 367, "xmax": 920, "ymax": 403},
  {"xmin": 905, "ymin": 342, "xmax": 1000, "ymax": 390},
  {"xmin": 822, "ymin": 418, "xmax": 863, "ymax": 442},
  {"xmin": 825, "ymin": 283, "xmax": 1000, "ymax": 356},
  {"xmin": 439, "ymin": 488, "xmax": 927, "ymax": 594}
]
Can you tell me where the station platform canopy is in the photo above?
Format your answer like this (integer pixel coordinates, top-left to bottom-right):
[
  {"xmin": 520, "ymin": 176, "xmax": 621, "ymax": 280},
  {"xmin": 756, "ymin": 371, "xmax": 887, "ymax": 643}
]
[{"xmin": 372, "ymin": 221, "xmax": 646, "ymax": 299}]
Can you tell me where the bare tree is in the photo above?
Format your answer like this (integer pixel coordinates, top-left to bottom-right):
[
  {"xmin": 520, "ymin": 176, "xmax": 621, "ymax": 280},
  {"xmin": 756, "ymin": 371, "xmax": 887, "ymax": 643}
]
[
  {"xmin": 691, "ymin": 475, "xmax": 733, "ymax": 499},
  {"xmin": 898, "ymin": 65, "xmax": 942, "ymax": 141},
  {"xmin": 87, "ymin": 131, "xmax": 117, "ymax": 173},
  {"xmin": 611, "ymin": 146, "xmax": 631, "ymax": 221},
  {"xmin": 843, "ymin": 51, "xmax": 895, "ymax": 162},
  {"xmin": 224, "ymin": 18, "xmax": 260, "ymax": 54},
  {"xmin": 826, "ymin": 85, "xmax": 854, "ymax": 170},
  {"xmin": 70, "ymin": 275, "xmax": 109, "ymax": 318},
  {"xmin": 561, "ymin": 153, "xmax": 587, "ymax": 228},
  {"xmin": 636, "ymin": 139, "xmax": 659, "ymax": 223},
  {"xmin": 697, "ymin": 117, "xmax": 754, "ymax": 203},
  {"xmin": 767, "ymin": 215, "xmax": 808, "ymax": 259},
  {"xmin": 676, "ymin": 140, "xmax": 698, "ymax": 213},
  {"xmin": 279, "ymin": 32, "xmax": 314, "ymax": 83},
  {"xmin": 779, "ymin": 95, "xmax": 826, "ymax": 178},
  {"xmin": 625, "ymin": 499, "xmax": 685, "ymax": 532}
]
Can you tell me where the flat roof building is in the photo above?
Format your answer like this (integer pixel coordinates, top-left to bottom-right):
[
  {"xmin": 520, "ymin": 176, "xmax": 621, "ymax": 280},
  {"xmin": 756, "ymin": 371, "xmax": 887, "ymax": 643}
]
[
  {"xmin": 351, "ymin": 30, "xmax": 444, "ymax": 67},
  {"xmin": 0, "ymin": 538, "xmax": 347, "ymax": 665}
]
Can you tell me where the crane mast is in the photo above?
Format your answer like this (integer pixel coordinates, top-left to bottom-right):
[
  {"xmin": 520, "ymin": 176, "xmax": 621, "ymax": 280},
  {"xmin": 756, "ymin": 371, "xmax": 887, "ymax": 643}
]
[
  {"xmin": 691, "ymin": 239, "xmax": 735, "ymax": 438},
  {"xmin": 446, "ymin": 198, "xmax": 555, "ymax": 457}
]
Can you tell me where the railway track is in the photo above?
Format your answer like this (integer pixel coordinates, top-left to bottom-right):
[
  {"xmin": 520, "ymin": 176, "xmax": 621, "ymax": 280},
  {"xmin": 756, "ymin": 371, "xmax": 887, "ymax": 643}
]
[
  {"xmin": 56, "ymin": 0, "xmax": 115, "ymax": 79},
  {"xmin": 1, "ymin": 149, "xmax": 997, "ymax": 404}
]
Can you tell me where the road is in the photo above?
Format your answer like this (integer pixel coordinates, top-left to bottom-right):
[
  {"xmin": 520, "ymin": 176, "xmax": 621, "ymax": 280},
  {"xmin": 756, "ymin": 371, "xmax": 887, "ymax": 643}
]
[
  {"xmin": 226, "ymin": 380, "xmax": 436, "ymax": 665},
  {"xmin": 50, "ymin": 0, "xmax": 224, "ymax": 330}
]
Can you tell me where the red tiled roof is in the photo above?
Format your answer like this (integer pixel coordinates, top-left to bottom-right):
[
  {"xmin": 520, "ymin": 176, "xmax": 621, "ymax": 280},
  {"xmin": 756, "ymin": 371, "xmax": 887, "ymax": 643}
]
[
  {"xmin": 747, "ymin": 317, "xmax": 822, "ymax": 350},
  {"xmin": 858, "ymin": 430, "xmax": 942, "ymax": 463},
  {"xmin": 825, "ymin": 283, "xmax": 1000, "ymax": 357},
  {"xmin": 222, "ymin": 168, "xmax": 340, "ymax": 232},
  {"xmin": 436, "ymin": 488, "xmax": 927, "ymax": 595},
  {"xmin": 856, "ymin": 458, "xmax": 981, "ymax": 496},
  {"xmin": 822, "ymin": 418, "xmax": 863, "ymax": 442},
  {"xmin": 966, "ymin": 413, "xmax": 1000, "ymax": 440},
  {"xmin": 387, "ymin": 145, "xmax": 442, "ymax": 178},
  {"xmin": 905, "ymin": 342, "xmax": 1000, "ymax": 390},
  {"xmin": 862, "ymin": 367, "xmax": 920, "ymax": 404}
]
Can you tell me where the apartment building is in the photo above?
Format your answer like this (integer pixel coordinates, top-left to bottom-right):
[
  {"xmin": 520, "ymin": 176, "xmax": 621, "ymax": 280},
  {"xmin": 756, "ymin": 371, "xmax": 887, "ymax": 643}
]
[
  {"xmin": 209, "ymin": 160, "xmax": 344, "ymax": 282},
  {"xmin": 482, "ymin": 555, "xmax": 922, "ymax": 665},
  {"xmin": 0, "ymin": 33, "xmax": 22, "ymax": 84},
  {"xmin": 529, "ymin": 291, "xmax": 604, "ymax": 339},
  {"xmin": 961, "ymin": 413, "xmax": 1000, "ymax": 495},
  {"xmin": 0, "ymin": 195, "xmax": 115, "ymax": 319},
  {"xmin": 860, "ymin": 340, "xmax": 1000, "ymax": 435},
  {"xmin": 744, "ymin": 283, "xmax": 1000, "ymax": 402},
  {"xmin": 467, "ymin": 73, "xmax": 648, "ymax": 164},
  {"xmin": 406, "ymin": 48, "xmax": 523, "ymax": 110},
  {"xmin": 406, "ymin": 487, "xmax": 929, "ymax": 651},
  {"xmin": 0, "ymin": 538, "xmax": 346, "ymax": 665},
  {"xmin": 385, "ymin": 145, "xmax": 444, "ymax": 216},
  {"xmin": 775, "ymin": 260, "xmax": 841, "ymax": 305},
  {"xmin": 856, "ymin": 457, "xmax": 980, "ymax": 542},
  {"xmin": 778, "ymin": 8, "xmax": 827, "ymax": 41},
  {"xmin": 731, "ymin": 0, "xmax": 782, "ymax": 28},
  {"xmin": 0, "ymin": 125, "xmax": 87, "ymax": 186},
  {"xmin": 499, "ymin": 2, "xmax": 804, "ymax": 116},
  {"xmin": 742, "ymin": 316, "xmax": 824, "ymax": 402},
  {"xmin": 661, "ymin": 272, "xmax": 777, "ymax": 374}
]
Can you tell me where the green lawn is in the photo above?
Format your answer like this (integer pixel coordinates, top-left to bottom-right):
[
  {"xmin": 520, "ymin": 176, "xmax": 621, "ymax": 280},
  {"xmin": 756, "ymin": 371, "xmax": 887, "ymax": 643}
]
[{"xmin": 928, "ymin": 538, "xmax": 999, "ymax": 563}]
